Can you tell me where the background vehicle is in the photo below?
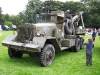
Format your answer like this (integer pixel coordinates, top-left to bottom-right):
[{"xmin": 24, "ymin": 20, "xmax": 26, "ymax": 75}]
[
  {"xmin": 12, "ymin": 25, "xmax": 16, "ymax": 30},
  {"xmin": 4, "ymin": 25, "xmax": 10, "ymax": 30},
  {"xmin": 2, "ymin": 10, "xmax": 85, "ymax": 67},
  {"xmin": 0, "ymin": 25, "xmax": 10, "ymax": 30},
  {"xmin": 1, "ymin": 25, "xmax": 6, "ymax": 30}
]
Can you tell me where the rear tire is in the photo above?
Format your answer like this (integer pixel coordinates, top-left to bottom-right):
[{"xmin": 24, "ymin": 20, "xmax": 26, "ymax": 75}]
[
  {"xmin": 74, "ymin": 38, "xmax": 80, "ymax": 52},
  {"xmin": 8, "ymin": 47, "xmax": 23, "ymax": 58},
  {"xmin": 80, "ymin": 37, "xmax": 84, "ymax": 49},
  {"xmin": 39, "ymin": 44, "xmax": 55, "ymax": 67}
]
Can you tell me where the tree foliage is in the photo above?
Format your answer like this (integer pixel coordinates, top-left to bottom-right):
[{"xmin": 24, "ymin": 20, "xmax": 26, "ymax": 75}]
[
  {"xmin": 2, "ymin": 14, "xmax": 10, "ymax": 22},
  {"xmin": 83, "ymin": 1, "xmax": 100, "ymax": 28},
  {"xmin": 19, "ymin": 12, "xmax": 27, "ymax": 24},
  {"xmin": 41, "ymin": 1, "xmax": 62, "ymax": 12},
  {"xmin": 3, "ymin": 14, "xmax": 24, "ymax": 26},
  {"xmin": 4, "ymin": 21, "xmax": 12, "ymax": 27},
  {"xmin": 0, "ymin": 7, "xmax": 4, "ymax": 24},
  {"xmin": 23, "ymin": 0, "xmax": 86, "ymax": 23},
  {"xmin": 10, "ymin": 15, "xmax": 24, "ymax": 25},
  {"xmin": 1, "ymin": 0, "xmax": 100, "ymax": 29},
  {"xmin": 61, "ymin": 2, "xmax": 85, "ymax": 13},
  {"xmin": 24, "ymin": 0, "xmax": 42, "ymax": 23}
]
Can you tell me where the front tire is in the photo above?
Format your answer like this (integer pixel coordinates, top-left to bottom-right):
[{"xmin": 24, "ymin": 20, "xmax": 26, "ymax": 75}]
[
  {"xmin": 8, "ymin": 47, "xmax": 23, "ymax": 58},
  {"xmin": 39, "ymin": 44, "xmax": 55, "ymax": 67}
]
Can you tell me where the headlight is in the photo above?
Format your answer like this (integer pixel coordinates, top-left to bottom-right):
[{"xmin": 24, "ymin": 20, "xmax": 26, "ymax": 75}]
[
  {"xmin": 37, "ymin": 33, "xmax": 40, "ymax": 36},
  {"xmin": 37, "ymin": 31, "xmax": 45, "ymax": 37},
  {"xmin": 29, "ymin": 41, "xmax": 38, "ymax": 45}
]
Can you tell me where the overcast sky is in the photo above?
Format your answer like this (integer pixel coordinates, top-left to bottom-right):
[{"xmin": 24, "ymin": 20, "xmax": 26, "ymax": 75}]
[{"xmin": 0, "ymin": 0, "xmax": 80, "ymax": 15}]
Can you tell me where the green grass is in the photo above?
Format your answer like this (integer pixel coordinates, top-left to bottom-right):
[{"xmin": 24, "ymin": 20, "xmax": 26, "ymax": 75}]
[{"xmin": 0, "ymin": 31, "xmax": 100, "ymax": 75}]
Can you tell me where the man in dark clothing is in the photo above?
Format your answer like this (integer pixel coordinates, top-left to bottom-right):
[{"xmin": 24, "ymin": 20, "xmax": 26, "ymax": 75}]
[
  {"xmin": 92, "ymin": 29, "xmax": 96, "ymax": 42},
  {"xmin": 84, "ymin": 38, "xmax": 94, "ymax": 66}
]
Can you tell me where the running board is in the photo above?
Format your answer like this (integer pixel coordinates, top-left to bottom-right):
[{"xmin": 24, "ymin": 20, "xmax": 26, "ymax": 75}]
[{"xmin": 61, "ymin": 47, "xmax": 69, "ymax": 50}]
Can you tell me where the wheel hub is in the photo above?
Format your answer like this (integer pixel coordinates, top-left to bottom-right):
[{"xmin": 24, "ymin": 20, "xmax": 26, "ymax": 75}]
[{"xmin": 46, "ymin": 50, "xmax": 53, "ymax": 61}]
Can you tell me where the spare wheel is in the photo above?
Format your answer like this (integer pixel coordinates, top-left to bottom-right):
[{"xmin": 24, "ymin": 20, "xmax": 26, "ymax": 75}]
[{"xmin": 64, "ymin": 18, "xmax": 73, "ymax": 35}]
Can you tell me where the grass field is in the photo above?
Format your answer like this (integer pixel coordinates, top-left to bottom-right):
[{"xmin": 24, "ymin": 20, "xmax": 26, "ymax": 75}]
[{"xmin": 0, "ymin": 31, "xmax": 100, "ymax": 75}]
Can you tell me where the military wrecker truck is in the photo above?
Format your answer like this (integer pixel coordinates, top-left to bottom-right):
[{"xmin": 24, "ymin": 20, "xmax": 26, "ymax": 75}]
[{"xmin": 2, "ymin": 10, "xmax": 85, "ymax": 67}]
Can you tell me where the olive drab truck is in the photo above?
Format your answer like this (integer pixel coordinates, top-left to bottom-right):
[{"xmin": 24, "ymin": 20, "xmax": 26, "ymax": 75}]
[{"xmin": 2, "ymin": 10, "xmax": 85, "ymax": 67}]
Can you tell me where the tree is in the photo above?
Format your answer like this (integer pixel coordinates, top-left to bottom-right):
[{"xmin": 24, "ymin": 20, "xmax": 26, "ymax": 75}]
[
  {"xmin": 10, "ymin": 15, "xmax": 24, "ymax": 26},
  {"xmin": 0, "ymin": 7, "xmax": 4, "ymax": 24},
  {"xmin": 80, "ymin": 0, "xmax": 99, "ymax": 3},
  {"xmin": 41, "ymin": 1, "xmax": 62, "ymax": 12},
  {"xmin": 23, "ymin": 0, "xmax": 100, "ymax": 29},
  {"xmin": 4, "ymin": 21, "xmax": 12, "ymax": 27},
  {"xmin": 2, "ymin": 14, "xmax": 10, "ymax": 22},
  {"xmin": 19, "ymin": 11, "xmax": 27, "ymax": 24},
  {"xmin": 25, "ymin": 0, "xmax": 42, "ymax": 23},
  {"xmin": 63, "ymin": 2, "xmax": 85, "ymax": 13},
  {"xmin": 83, "ymin": 1, "xmax": 100, "ymax": 28}
]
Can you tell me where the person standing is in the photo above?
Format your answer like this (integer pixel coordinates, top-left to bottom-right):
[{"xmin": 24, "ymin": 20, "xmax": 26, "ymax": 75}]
[
  {"xmin": 97, "ymin": 29, "xmax": 100, "ymax": 40},
  {"xmin": 84, "ymin": 38, "xmax": 94, "ymax": 66},
  {"xmin": 92, "ymin": 28, "xmax": 96, "ymax": 42}
]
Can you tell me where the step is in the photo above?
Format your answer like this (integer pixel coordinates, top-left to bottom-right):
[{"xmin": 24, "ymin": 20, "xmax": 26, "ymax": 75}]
[
  {"xmin": 61, "ymin": 39, "xmax": 75, "ymax": 47},
  {"xmin": 61, "ymin": 47, "xmax": 69, "ymax": 50},
  {"xmin": 64, "ymin": 35, "xmax": 75, "ymax": 39}
]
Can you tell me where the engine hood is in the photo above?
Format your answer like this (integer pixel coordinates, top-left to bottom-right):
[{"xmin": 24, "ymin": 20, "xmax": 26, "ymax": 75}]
[
  {"xmin": 33, "ymin": 23, "xmax": 56, "ymax": 37},
  {"xmin": 34, "ymin": 23, "xmax": 56, "ymax": 27}
]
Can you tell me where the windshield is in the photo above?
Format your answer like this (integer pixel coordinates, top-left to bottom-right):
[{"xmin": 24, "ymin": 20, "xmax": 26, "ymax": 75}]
[{"xmin": 36, "ymin": 14, "xmax": 57, "ymax": 22}]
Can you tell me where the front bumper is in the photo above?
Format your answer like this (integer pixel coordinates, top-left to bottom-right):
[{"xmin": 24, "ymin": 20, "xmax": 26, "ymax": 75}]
[{"xmin": 2, "ymin": 35, "xmax": 41, "ymax": 52}]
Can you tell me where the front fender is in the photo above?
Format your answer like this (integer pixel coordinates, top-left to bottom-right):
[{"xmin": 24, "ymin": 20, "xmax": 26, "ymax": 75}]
[
  {"xmin": 33, "ymin": 37, "xmax": 47, "ymax": 48},
  {"xmin": 2, "ymin": 35, "xmax": 42, "ymax": 52},
  {"xmin": 33, "ymin": 37, "xmax": 61, "ymax": 51}
]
